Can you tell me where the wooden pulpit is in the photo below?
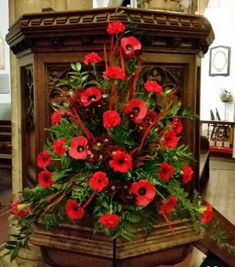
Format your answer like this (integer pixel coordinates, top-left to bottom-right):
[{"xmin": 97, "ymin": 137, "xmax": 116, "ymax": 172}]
[{"xmin": 6, "ymin": 7, "xmax": 214, "ymax": 267}]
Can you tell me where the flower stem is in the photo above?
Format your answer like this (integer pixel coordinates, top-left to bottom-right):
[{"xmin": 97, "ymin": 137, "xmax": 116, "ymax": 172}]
[
  {"xmin": 72, "ymin": 107, "xmax": 94, "ymax": 142},
  {"xmin": 82, "ymin": 192, "xmax": 96, "ymax": 209}
]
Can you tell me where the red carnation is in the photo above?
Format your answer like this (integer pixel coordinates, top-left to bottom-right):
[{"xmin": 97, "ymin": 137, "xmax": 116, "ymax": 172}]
[
  {"xmin": 80, "ymin": 87, "xmax": 102, "ymax": 107},
  {"xmin": 124, "ymin": 98, "xmax": 148, "ymax": 123},
  {"xmin": 161, "ymin": 130, "xmax": 178, "ymax": 149},
  {"xmin": 160, "ymin": 195, "xmax": 177, "ymax": 214},
  {"xmin": 52, "ymin": 138, "xmax": 67, "ymax": 156},
  {"xmin": 109, "ymin": 150, "xmax": 132, "ymax": 173},
  {"xmin": 182, "ymin": 165, "xmax": 193, "ymax": 184},
  {"xmin": 90, "ymin": 171, "xmax": 109, "ymax": 192},
  {"xmin": 51, "ymin": 110, "xmax": 61, "ymax": 125},
  {"xmin": 103, "ymin": 66, "xmax": 125, "ymax": 80},
  {"xmin": 69, "ymin": 136, "xmax": 88, "ymax": 160},
  {"xmin": 201, "ymin": 203, "xmax": 213, "ymax": 224},
  {"xmin": 120, "ymin": 36, "xmax": 141, "ymax": 56},
  {"xmin": 158, "ymin": 161, "xmax": 174, "ymax": 181},
  {"xmin": 37, "ymin": 150, "xmax": 52, "ymax": 168},
  {"xmin": 144, "ymin": 80, "xmax": 163, "ymax": 96},
  {"xmin": 12, "ymin": 200, "xmax": 28, "ymax": 218},
  {"xmin": 107, "ymin": 21, "xmax": 126, "ymax": 35},
  {"xmin": 103, "ymin": 110, "xmax": 121, "ymax": 129},
  {"xmin": 130, "ymin": 179, "xmax": 156, "ymax": 206},
  {"xmin": 66, "ymin": 199, "xmax": 84, "ymax": 220},
  {"xmin": 171, "ymin": 117, "xmax": 183, "ymax": 134},
  {"xmin": 99, "ymin": 213, "xmax": 120, "ymax": 229},
  {"xmin": 83, "ymin": 52, "xmax": 102, "ymax": 65},
  {"xmin": 38, "ymin": 170, "xmax": 54, "ymax": 188}
]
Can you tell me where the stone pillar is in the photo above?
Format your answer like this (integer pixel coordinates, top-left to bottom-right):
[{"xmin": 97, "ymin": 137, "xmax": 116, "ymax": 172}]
[{"xmin": 67, "ymin": 0, "xmax": 93, "ymax": 9}]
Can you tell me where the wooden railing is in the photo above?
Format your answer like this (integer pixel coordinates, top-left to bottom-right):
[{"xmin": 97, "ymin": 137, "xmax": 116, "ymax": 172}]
[{"xmin": 198, "ymin": 136, "xmax": 210, "ymax": 193}]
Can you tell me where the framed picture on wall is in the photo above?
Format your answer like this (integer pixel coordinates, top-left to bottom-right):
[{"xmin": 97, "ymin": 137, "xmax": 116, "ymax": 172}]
[{"xmin": 209, "ymin": 45, "xmax": 231, "ymax": 76}]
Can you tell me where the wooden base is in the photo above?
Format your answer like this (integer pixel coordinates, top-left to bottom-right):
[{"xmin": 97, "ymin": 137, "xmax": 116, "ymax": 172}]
[{"xmin": 31, "ymin": 219, "xmax": 202, "ymax": 267}]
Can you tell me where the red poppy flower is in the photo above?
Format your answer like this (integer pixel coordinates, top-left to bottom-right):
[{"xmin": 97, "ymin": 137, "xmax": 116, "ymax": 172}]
[
  {"xmin": 158, "ymin": 161, "xmax": 174, "ymax": 181},
  {"xmin": 130, "ymin": 179, "xmax": 156, "ymax": 206},
  {"xmin": 66, "ymin": 199, "xmax": 85, "ymax": 220},
  {"xmin": 144, "ymin": 81, "xmax": 163, "ymax": 96},
  {"xmin": 124, "ymin": 98, "xmax": 148, "ymax": 123},
  {"xmin": 51, "ymin": 110, "xmax": 61, "ymax": 125},
  {"xmin": 38, "ymin": 170, "xmax": 54, "ymax": 188},
  {"xmin": 120, "ymin": 36, "xmax": 141, "ymax": 56},
  {"xmin": 103, "ymin": 66, "xmax": 125, "ymax": 80},
  {"xmin": 171, "ymin": 117, "xmax": 183, "ymax": 134},
  {"xmin": 161, "ymin": 130, "xmax": 178, "ymax": 149},
  {"xmin": 80, "ymin": 87, "xmax": 102, "ymax": 107},
  {"xmin": 99, "ymin": 213, "xmax": 120, "ymax": 229},
  {"xmin": 52, "ymin": 138, "xmax": 67, "ymax": 156},
  {"xmin": 90, "ymin": 171, "xmax": 109, "ymax": 192},
  {"xmin": 182, "ymin": 165, "xmax": 193, "ymax": 184},
  {"xmin": 83, "ymin": 52, "xmax": 102, "ymax": 65},
  {"xmin": 160, "ymin": 195, "xmax": 177, "ymax": 214},
  {"xmin": 12, "ymin": 200, "xmax": 28, "ymax": 218},
  {"xmin": 103, "ymin": 110, "xmax": 121, "ymax": 129},
  {"xmin": 37, "ymin": 150, "xmax": 52, "ymax": 168},
  {"xmin": 107, "ymin": 21, "xmax": 126, "ymax": 35},
  {"xmin": 69, "ymin": 136, "xmax": 88, "ymax": 160},
  {"xmin": 109, "ymin": 150, "xmax": 133, "ymax": 173},
  {"xmin": 201, "ymin": 203, "xmax": 213, "ymax": 224}
]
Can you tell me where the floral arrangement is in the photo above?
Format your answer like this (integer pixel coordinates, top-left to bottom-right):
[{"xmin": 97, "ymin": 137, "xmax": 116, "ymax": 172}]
[
  {"xmin": 220, "ymin": 89, "xmax": 233, "ymax": 103},
  {"xmin": 6, "ymin": 21, "xmax": 219, "ymax": 260}
]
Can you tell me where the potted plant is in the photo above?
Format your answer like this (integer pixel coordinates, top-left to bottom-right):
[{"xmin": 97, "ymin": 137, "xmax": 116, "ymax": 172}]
[
  {"xmin": 220, "ymin": 89, "xmax": 233, "ymax": 120},
  {"xmin": 5, "ymin": 21, "xmax": 234, "ymax": 266}
]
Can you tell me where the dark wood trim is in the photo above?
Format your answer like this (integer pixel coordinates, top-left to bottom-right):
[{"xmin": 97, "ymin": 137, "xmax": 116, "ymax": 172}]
[{"xmin": 6, "ymin": 7, "xmax": 214, "ymax": 56}]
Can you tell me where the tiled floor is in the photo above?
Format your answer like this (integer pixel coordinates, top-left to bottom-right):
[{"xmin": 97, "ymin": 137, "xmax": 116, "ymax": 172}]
[{"xmin": 205, "ymin": 156, "xmax": 235, "ymax": 225}]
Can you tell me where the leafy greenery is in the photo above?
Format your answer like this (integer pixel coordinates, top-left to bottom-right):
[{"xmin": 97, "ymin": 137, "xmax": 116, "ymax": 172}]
[{"xmin": 6, "ymin": 21, "xmax": 234, "ymax": 262}]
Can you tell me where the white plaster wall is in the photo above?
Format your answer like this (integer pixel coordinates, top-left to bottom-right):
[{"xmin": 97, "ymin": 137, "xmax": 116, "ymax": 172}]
[
  {"xmin": 93, "ymin": 0, "xmax": 137, "ymax": 8},
  {"xmin": 200, "ymin": 0, "xmax": 235, "ymax": 121},
  {"xmin": 93, "ymin": 0, "xmax": 110, "ymax": 7}
]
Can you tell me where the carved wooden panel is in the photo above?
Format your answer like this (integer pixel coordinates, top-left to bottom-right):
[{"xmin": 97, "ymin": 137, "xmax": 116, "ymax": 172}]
[
  {"xmin": 48, "ymin": 65, "xmax": 69, "ymax": 110},
  {"xmin": 44, "ymin": 62, "xmax": 191, "ymax": 161},
  {"xmin": 21, "ymin": 64, "xmax": 36, "ymax": 186},
  {"xmin": 142, "ymin": 65, "xmax": 185, "ymax": 95}
]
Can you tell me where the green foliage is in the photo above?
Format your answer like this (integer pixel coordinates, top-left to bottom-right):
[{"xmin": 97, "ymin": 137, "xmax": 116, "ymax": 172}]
[
  {"xmin": 7, "ymin": 21, "xmax": 233, "ymax": 263},
  {"xmin": 56, "ymin": 62, "xmax": 90, "ymax": 89}
]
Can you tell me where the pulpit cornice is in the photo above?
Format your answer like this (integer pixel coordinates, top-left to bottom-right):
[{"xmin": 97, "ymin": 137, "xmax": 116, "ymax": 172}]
[{"xmin": 6, "ymin": 7, "xmax": 214, "ymax": 56}]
